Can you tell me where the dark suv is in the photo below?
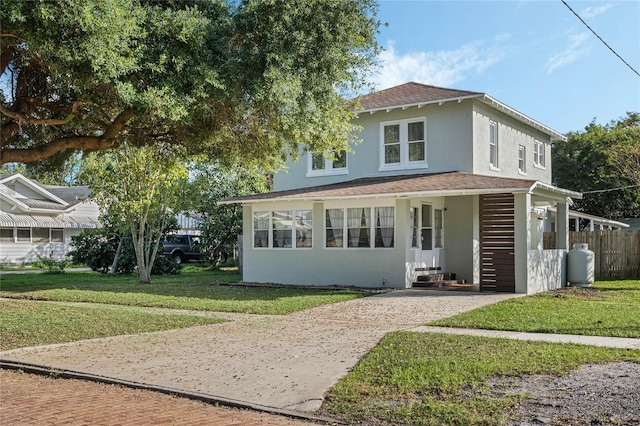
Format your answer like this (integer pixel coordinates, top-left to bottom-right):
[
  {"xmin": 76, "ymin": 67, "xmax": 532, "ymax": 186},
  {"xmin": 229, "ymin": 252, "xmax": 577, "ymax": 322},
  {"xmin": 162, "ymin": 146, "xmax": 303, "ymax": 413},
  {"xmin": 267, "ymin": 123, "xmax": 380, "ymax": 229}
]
[{"xmin": 162, "ymin": 234, "xmax": 204, "ymax": 264}]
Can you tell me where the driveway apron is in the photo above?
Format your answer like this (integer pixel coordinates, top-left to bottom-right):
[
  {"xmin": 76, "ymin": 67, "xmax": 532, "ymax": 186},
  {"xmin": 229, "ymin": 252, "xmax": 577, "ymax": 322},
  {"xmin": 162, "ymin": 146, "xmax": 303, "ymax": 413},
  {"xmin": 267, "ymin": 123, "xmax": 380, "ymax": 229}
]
[{"xmin": 0, "ymin": 290, "xmax": 518, "ymax": 412}]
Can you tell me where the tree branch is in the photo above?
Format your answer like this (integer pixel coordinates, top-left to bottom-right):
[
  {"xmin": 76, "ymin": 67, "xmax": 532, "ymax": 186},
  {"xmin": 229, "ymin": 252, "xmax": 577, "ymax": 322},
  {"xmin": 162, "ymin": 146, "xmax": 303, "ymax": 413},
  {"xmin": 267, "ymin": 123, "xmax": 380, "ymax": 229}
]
[
  {"xmin": 0, "ymin": 101, "xmax": 83, "ymax": 126},
  {"xmin": 0, "ymin": 108, "xmax": 135, "ymax": 164}
]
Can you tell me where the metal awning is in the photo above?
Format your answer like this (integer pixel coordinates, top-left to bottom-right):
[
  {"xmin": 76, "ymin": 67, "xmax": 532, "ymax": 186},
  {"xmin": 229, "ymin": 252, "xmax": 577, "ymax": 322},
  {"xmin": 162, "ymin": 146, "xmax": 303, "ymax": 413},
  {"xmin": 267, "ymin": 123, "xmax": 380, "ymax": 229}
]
[{"xmin": 0, "ymin": 212, "xmax": 101, "ymax": 229}]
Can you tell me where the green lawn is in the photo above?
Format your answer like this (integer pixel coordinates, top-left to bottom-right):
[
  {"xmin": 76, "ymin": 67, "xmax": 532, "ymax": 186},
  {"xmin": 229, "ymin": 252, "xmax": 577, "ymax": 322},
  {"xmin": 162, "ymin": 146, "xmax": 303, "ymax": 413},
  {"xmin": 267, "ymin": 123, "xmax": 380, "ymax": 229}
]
[
  {"xmin": 0, "ymin": 268, "xmax": 365, "ymax": 315},
  {"xmin": 0, "ymin": 299, "xmax": 225, "ymax": 351},
  {"xmin": 321, "ymin": 331, "xmax": 640, "ymax": 426},
  {"xmin": 430, "ymin": 280, "xmax": 640, "ymax": 338}
]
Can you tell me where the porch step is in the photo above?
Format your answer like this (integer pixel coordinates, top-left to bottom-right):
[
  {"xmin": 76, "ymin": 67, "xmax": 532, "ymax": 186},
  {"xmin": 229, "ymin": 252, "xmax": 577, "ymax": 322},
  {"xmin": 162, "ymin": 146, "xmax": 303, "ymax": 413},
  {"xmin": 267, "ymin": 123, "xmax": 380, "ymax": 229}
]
[
  {"xmin": 412, "ymin": 280, "xmax": 474, "ymax": 290},
  {"xmin": 416, "ymin": 273, "xmax": 456, "ymax": 282},
  {"xmin": 413, "ymin": 280, "xmax": 459, "ymax": 288}
]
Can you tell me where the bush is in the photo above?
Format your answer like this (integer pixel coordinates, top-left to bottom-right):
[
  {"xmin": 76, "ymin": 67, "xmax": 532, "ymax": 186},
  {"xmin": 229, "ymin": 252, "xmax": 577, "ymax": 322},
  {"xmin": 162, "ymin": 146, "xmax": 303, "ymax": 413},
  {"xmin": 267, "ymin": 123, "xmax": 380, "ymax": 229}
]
[
  {"xmin": 68, "ymin": 230, "xmax": 181, "ymax": 275},
  {"xmin": 33, "ymin": 253, "xmax": 67, "ymax": 273}
]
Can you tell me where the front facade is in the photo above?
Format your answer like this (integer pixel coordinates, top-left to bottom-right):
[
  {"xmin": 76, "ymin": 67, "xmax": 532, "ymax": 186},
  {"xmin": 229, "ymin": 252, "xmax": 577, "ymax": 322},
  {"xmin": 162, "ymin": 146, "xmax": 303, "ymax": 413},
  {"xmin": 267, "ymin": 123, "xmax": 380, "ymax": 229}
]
[
  {"xmin": 225, "ymin": 82, "xmax": 581, "ymax": 294},
  {"xmin": 0, "ymin": 174, "xmax": 101, "ymax": 264}
]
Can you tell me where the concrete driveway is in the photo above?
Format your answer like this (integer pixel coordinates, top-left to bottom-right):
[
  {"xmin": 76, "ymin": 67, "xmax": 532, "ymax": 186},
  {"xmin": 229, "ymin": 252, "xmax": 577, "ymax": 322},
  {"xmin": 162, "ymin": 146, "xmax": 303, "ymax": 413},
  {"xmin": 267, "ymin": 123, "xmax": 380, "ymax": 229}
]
[{"xmin": 0, "ymin": 289, "xmax": 518, "ymax": 412}]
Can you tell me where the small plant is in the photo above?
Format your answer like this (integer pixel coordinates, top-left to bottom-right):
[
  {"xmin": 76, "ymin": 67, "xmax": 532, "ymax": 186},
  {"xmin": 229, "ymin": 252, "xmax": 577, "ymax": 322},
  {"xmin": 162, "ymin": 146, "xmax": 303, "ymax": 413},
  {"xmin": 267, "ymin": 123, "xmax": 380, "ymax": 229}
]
[{"xmin": 33, "ymin": 253, "xmax": 66, "ymax": 273}]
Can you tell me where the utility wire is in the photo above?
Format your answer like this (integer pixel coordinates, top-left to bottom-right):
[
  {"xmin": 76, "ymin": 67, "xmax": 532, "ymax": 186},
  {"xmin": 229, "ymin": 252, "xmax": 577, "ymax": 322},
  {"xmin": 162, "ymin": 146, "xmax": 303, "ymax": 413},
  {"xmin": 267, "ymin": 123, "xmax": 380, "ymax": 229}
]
[
  {"xmin": 561, "ymin": 0, "xmax": 640, "ymax": 77},
  {"xmin": 582, "ymin": 183, "xmax": 640, "ymax": 194}
]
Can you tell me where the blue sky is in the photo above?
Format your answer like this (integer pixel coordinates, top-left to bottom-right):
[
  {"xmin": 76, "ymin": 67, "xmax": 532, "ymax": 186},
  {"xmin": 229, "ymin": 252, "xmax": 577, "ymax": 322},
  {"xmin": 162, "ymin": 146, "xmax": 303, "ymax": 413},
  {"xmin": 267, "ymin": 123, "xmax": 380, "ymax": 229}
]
[{"xmin": 371, "ymin": 0, "xmax": 640, "ymax": 134}]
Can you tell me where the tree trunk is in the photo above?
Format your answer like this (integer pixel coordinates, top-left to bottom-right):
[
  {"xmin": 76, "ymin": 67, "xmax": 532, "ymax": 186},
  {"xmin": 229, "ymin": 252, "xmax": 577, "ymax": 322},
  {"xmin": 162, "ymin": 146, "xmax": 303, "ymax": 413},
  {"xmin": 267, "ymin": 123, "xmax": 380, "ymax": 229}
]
[{"xmin": 109, "ymin": 237, "xmax": 124, "ymax": 275}]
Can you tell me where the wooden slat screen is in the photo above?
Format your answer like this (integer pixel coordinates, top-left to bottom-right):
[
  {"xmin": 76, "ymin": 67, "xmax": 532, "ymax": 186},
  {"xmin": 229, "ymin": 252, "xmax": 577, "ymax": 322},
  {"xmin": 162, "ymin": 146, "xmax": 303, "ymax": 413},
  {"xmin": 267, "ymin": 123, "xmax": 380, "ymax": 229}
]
[{"xmin": 479, "ymin": 193, "xmax": 515, "ymax": 292}]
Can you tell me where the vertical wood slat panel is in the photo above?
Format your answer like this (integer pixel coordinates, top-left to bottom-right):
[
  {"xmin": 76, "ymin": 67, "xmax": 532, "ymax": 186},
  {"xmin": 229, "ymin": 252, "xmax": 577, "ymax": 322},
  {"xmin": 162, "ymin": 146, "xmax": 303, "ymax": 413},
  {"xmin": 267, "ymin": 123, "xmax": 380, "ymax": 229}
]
[{"xmin": 479, "ymin": 193, "xmax": 515, "ymax": 292}]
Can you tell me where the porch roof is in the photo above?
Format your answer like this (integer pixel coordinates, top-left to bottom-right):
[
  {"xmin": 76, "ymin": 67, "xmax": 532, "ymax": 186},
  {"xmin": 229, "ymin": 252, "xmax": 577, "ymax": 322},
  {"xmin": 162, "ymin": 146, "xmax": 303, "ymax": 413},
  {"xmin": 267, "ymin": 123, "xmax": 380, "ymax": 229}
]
[
  {"xmin": 0, "ymin": 212, "xmax": 101, "ymax": 229},
  {"xmin": 221, "ymin": 172, "xmax": 581, "ymax": 204}
]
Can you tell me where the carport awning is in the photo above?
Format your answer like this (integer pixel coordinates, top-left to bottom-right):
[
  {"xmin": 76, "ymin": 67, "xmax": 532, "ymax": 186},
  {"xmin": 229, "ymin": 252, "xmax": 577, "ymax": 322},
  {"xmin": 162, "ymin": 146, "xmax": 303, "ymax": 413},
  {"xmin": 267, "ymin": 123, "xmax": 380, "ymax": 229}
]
[{"xmin": 0, "ymin": 212, "xmax": 101, "ymax": 229}]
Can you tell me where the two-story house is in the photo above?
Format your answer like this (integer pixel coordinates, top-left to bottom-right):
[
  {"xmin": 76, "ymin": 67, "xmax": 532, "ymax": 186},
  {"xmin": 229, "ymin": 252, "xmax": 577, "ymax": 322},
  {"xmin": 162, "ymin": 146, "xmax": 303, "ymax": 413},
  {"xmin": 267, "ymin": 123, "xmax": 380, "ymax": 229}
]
[
  {"xmin": 223, "ymin": 82, "xmax": 583, "ymax": 294},
  {"xmin": 0, "ymin": 173, "xmax": 101, "ymax": 264}
]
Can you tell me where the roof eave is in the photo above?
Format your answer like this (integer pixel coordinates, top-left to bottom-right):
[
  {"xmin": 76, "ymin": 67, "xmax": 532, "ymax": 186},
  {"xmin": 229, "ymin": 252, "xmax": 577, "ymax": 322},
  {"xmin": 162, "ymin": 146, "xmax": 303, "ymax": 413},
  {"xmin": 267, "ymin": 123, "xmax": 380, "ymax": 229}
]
[{"xmin": 354, "ymin": 94, "xmax": 483, "ymax": 115}]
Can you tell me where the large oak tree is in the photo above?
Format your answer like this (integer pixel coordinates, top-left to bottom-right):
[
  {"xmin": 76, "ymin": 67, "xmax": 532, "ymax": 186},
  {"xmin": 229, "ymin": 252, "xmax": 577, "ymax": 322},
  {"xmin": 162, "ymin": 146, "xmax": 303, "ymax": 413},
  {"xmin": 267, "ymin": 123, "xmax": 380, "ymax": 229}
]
[{"xmin": 1, "ymin": 0, "xmax": 380, "ymax": 167}]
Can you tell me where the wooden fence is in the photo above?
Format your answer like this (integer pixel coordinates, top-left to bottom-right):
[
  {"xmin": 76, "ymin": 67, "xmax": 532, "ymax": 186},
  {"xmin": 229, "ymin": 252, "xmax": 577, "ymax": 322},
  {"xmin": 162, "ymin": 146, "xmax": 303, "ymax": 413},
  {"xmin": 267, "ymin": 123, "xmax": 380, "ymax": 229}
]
[{"xmin": 543, "ymin": 230, "xmax": 640, "ymax": 279}]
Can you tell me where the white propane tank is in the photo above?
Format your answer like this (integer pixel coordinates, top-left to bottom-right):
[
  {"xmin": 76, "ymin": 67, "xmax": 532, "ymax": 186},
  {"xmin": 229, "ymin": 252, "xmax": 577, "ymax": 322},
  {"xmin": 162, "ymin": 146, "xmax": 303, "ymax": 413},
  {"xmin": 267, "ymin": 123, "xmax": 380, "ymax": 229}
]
[{"xmin": 567, "ymin": 243, "xmax": 595, "ymax": 287}]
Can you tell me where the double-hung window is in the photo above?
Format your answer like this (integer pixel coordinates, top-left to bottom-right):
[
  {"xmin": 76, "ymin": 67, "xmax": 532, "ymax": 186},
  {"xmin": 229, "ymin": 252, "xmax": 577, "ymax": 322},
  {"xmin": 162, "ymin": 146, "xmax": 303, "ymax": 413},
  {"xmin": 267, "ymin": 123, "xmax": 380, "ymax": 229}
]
[
  {"xmin": 489, "ymin": 121, "xmax": 498, "ymax": 169},
  {"xmin": 534, "ymin": 140, "xmax": 545, "ymax": 168},
  {"xmin": 380, "ymin": 117, "xmax": 427, "ymax": 169},
  {"xmin": 253, "ymin": 210, "xmax": 312, "ymax": 249},
  {"xmin": 326, "ymin": 207, "xmax": 394, "ymax": 248},
  {"xmin": 518, "ymin": 145, "xmax": 526, "ymax": 174},
  {"xmin": 308, "ymin": 150, "xmax": 348, "ymax": 176}
]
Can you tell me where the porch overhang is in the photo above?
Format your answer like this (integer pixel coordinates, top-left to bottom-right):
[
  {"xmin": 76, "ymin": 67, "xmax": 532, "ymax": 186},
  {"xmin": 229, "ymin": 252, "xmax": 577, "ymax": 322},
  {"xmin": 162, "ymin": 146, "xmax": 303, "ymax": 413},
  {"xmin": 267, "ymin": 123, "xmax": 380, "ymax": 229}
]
[
  {"xmin": 0, "ymin": 212, "xmax": 101, "ymax": 229},
  {"xmin": 220, "ymin": 172, "xmax": 582, "ymax": 206}
]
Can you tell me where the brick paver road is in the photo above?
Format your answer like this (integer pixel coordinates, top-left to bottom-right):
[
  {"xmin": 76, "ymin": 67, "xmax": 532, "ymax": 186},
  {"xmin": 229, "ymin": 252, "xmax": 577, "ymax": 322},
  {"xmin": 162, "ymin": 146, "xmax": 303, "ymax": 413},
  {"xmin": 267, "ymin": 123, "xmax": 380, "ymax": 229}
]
[{"xmin": 0, "ymin": 369, "xmax": 319, "ymax": 426}]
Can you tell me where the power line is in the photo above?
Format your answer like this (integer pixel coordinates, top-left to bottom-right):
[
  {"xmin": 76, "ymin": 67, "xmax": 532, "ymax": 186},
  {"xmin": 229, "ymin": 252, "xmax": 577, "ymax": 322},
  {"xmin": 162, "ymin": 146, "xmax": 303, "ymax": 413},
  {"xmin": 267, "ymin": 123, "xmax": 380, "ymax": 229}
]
[
  {"xmin": 582, "ymin": 183, "xmax": 640, "ymax": 194},
  {"xmin": 561, "ymin": 0, "xmax": 640, "ymax": 77}
]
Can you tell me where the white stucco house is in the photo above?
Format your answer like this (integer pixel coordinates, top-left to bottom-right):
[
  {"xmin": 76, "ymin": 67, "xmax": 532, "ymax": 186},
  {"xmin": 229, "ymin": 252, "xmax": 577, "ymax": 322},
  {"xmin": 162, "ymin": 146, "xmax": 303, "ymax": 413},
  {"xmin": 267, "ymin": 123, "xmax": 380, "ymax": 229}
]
[
  {"xmin": 0, "ymin": 173, "xmax": 101, "ymax": 264},
  {"xmin": 223, "ymin": 82, "xmax": 590, "ymax": 294}
]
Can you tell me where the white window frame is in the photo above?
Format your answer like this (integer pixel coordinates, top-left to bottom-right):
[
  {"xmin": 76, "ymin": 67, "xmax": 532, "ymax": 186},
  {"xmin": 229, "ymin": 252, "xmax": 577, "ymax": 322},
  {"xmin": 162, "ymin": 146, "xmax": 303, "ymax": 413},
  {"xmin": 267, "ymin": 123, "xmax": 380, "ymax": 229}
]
[
  {"xmin": 533, "ymin": 140, "xmax": 546, "ymax": 169},
  {"xmin": 307, "ymin": 150, "xmax": 348, "ymax": 177},
  {"xmin": 518, "ymin": 145, "xmax": 526, "ymax": 175},
  {"xmin": 253, "ymin": 210, "xmax": 313, "ymax": 249},
  {"xmin": 324, "ymin": 206, "xmax": 395, "ymax": 249},
  {"xmin": 489, "ymin": 120, "xmax": 499, "ymax": 170},
  {"xmin": 379, "ymin": 117, "xmax": 427, "ymax": 171}
]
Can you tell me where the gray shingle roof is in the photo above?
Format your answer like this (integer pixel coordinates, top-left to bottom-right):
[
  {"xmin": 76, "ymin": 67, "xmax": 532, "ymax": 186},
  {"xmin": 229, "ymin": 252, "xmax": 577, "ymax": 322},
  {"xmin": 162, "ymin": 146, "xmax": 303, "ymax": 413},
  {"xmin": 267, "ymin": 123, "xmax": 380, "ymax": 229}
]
[
  {"xmin": 356, "ymin": 82, "xmax": 482, "ymax": 111},
  {"xmin": 223, "ymin": 172, "xmax": 537, "ymax": 203}
]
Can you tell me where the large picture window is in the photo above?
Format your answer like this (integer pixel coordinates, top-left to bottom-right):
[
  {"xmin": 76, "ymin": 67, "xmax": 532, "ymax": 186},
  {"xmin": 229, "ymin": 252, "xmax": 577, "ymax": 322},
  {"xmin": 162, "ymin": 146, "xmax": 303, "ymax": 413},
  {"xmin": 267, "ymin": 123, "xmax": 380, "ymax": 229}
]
[
  {"xmin": 380, "ymin": 118, "xmax": 427, "ymax": 169},
  {"xmin": 254, "ymin": 210, "xmax": 312, "ymax": 249},
  {"xmin": 326, "ymin": 207, "xmax": 394, "ymax": 249}
]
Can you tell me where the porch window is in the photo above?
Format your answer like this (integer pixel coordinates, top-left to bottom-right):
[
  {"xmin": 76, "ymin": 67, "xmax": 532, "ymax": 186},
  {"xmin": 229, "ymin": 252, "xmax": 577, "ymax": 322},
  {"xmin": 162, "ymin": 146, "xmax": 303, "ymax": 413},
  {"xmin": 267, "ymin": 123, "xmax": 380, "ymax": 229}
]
[
  {"xmin": 326, "ymin": 209, "xmax": 344, "ymax": 247},
  {"xmin": 489, "ymin": 121, "xmax": 498, "ymax": 169},
  {"xmin": 17, "ymin": 228, "xmax": 30, "ymax": 242},
  {"xmin": 534, "ymin": 140, "xmax": 545, "ymax": 168},
  {"xmin": 375, "ymin": 207, "xmax": 395, "ymax": 248},
  {"xmin": 326, "ymin": 207, "xmax": 394, "ymax": 249},
  {"xmin": 434, "ymin": 209, "xmax": 443, "ymax": 248},
  {"xmin": 347, "ymin": 208, "xmax": 371, "ymax": 247},
  {"xmin": 51, "ymin": 229, "xmax": 64, "ymax": 243},
  {"xmin": 380, "ymin": 117, "xmax": 427, "ymax": 169},
  {"xmin": 0, "ymin": 228, "xmax": 13, "ymax": 242},
  {"xmin": 254, "ymin": 210, "xmax": 313, "ymax": 248},
  {"xmin": 518, "ymin": 145, "xmax": 526, "ymax": 174},
  {"xmin": 410, "ymin": 207, "xmax": 419, "ymax": 248},
  {"xmin": 295, "ymin": 210, "xmax": 313, "ymax": 248},
  {"xmin": 32, "ymin": 227, "xmax": 49, "ymax": 243},
  {"xmin": 253, "ymin": 211, "xmax": 270, "ymax": 248},
  {"xmin": 272, "ymin": 211, "xmax": 293, "ymax": 248}
]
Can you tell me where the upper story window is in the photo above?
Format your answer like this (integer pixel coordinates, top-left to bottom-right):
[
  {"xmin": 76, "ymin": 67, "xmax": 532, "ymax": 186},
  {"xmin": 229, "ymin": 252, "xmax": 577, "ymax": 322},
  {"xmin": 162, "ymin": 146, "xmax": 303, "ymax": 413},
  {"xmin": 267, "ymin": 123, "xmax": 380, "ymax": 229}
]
[
  {"xmin": 307, "ymin": 150, "xmax": 348, "ymax": 177},
  {"xmin": 533, "ymin": 140, "xmax": 545, "ymax": 168},
  {"xmin": 518, "ymin": 145, "xmax": 526, "ymax": 174},
  {"xmin": 489, "ymin": 121, "xmax": 499, "ymax": 170},
  {"xmin": 380, "ymin": 117, "xmax": 427, "ymax": 170}
]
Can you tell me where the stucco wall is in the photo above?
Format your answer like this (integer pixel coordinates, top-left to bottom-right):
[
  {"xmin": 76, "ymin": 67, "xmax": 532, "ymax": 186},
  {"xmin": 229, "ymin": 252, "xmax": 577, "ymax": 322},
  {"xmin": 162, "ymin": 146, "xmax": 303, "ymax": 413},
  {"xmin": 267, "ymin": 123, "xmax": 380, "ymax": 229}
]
[
  {"xmin": 472, "ymin": 101, "xmax": 552, "ymax": 184},
  {"xmin": 442, "ymin": 195, "xmax": 477, "ymax": 284},
  {"xmin": 241, "ymin": 200, "xmax": 407, "ymax": 288},
  {"xmin": 527, "ymin": 250, "xmax": 566, "ymax": 294},
  {"xmin": 273, "ymin": 101, "xmax": 475, "ymax": 191}
]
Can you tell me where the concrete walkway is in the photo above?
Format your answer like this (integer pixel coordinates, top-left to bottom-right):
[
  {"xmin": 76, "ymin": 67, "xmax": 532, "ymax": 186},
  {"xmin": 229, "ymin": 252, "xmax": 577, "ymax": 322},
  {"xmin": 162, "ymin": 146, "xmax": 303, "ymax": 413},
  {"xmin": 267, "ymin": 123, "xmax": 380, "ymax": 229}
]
[{"xmin": 1, "ymin": 289, "xmax": 638, "ymax": 418}]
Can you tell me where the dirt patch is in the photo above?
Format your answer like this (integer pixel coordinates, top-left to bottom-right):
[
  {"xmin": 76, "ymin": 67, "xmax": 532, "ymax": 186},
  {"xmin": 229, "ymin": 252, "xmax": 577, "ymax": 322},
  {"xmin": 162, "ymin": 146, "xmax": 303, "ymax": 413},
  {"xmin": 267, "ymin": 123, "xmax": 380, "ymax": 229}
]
[{"xmin": 498, "ymin": 362, "xmax": 640, "ymax": 425}]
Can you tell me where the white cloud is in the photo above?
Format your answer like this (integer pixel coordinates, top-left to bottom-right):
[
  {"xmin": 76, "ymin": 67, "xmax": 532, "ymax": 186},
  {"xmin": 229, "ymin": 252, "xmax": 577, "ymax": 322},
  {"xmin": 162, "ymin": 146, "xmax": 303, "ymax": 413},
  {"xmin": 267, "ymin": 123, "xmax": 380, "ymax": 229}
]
[
  {"xmin": 371, "ymin": 39, "xmax": 507, "ymax": 90},
  {"xmin": 580, "ymin": 4, "xmax": 614, "ymax": 19},
  {"xmin": 544, "ymin": 31, "xmax": 591, "ymax": 75}
]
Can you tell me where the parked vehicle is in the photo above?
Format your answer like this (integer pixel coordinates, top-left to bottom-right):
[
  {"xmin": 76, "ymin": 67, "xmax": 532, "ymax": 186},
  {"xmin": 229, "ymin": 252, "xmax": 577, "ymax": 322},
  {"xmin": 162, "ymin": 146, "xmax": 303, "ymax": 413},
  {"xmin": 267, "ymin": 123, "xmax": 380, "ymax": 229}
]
[{"xmin": 162, "ymin": 234, "xmax": 204, "ymax": 264}]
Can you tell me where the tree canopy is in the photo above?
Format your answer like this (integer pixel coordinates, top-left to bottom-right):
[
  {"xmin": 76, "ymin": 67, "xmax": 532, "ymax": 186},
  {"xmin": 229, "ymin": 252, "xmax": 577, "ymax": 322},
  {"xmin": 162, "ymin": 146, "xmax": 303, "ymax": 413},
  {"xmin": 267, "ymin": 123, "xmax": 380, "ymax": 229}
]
[
  {"xmin": 552, "ymin": 112, "xmax": 640, "ymax": 219},
  {"xmin": 1, "ymin": 0, "xmax": 380, "ymax": 166}
]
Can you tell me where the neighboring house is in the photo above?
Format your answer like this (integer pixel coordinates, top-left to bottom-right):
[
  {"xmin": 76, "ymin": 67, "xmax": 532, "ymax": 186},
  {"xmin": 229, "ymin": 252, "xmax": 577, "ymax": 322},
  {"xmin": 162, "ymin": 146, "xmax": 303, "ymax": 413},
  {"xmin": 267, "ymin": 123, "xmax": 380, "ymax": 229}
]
[
  {"xmin": 222, "ymin": 82, "xmax": 591, "ymax": 294},
  {"xmin": 0, "ymin": 173, "xmax": 100, "ymax": 264},
  {"xmin": 175, "ymin": 212, "xmax": 203, "ymax": 235}
]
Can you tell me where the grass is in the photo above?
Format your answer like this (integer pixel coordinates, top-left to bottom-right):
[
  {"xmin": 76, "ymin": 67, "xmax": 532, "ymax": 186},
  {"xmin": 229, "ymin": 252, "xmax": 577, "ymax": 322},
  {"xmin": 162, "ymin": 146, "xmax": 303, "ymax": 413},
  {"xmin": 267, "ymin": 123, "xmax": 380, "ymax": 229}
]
[
  {"xmin": 0, "ymin": 268, "xmax": 365, "ymax": 315},
  {"xmin": 430, "ymin": 280, "xmax": 640, "ymax": 338},
  {"xmin": 0, "ymin": 299, "xmax": 225, "ymax": 351},
  {"xmin": 321, "ymin": 331, "xmax": 640, "ymax": 426}
]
